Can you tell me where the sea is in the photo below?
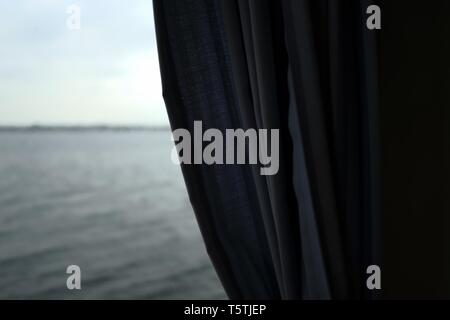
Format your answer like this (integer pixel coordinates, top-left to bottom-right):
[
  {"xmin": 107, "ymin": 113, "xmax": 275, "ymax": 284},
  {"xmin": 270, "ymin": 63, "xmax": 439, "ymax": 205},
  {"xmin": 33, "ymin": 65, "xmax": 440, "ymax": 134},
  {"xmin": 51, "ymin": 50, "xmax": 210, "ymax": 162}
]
[{"xmin": 0, "ymin": 129, "xmax": 226, "ymax": 299}]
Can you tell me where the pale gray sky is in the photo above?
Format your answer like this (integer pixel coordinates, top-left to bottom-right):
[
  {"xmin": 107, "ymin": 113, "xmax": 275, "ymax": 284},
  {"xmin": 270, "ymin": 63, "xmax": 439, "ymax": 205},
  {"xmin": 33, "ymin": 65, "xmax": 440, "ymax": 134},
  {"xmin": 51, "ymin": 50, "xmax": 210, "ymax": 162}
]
[{"xmin": 0, "ymin": 0, "xmax": 169, "ymax": 126}]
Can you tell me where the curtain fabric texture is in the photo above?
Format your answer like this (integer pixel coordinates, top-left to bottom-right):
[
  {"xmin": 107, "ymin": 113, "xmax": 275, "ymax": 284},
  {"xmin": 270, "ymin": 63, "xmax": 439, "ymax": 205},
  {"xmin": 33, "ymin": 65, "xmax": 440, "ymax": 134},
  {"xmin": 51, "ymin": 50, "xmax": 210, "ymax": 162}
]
[{"xmin": 153, "ymin": 0, "xmax": 380, "ymax": 299}]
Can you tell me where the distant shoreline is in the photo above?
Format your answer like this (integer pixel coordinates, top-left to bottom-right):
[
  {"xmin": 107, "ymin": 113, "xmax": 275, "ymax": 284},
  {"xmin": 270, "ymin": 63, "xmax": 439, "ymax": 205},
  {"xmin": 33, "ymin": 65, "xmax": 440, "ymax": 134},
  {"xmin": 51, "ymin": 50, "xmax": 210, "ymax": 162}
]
[{"xmin": 0, "ymin": 125, "xmax": 171, "ymax": 132}]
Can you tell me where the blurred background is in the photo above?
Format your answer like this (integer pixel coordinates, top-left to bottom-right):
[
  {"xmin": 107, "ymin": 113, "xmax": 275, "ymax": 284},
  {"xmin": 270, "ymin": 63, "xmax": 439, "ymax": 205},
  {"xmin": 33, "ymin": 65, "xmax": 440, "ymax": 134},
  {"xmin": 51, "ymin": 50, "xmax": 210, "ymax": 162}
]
[{"xmin": 0, "ymin": 0, "xmax": 225, "ymax": 299}]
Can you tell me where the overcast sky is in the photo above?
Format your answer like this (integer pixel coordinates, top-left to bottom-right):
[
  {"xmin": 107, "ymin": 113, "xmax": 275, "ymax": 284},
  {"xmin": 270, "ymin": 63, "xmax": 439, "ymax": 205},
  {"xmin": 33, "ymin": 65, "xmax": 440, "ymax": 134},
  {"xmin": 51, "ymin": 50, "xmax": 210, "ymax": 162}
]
[{"xmin": 0, "ymin": 0, "xmax": 169, "ymax": 126}]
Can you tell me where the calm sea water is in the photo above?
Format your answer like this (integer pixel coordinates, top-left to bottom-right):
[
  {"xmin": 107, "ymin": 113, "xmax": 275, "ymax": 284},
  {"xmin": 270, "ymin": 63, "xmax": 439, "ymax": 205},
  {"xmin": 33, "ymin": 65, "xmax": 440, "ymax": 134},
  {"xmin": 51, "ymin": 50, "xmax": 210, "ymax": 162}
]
[{"xmin": 0, "ymin": 130, "xmax": 226, "ymax": 299}]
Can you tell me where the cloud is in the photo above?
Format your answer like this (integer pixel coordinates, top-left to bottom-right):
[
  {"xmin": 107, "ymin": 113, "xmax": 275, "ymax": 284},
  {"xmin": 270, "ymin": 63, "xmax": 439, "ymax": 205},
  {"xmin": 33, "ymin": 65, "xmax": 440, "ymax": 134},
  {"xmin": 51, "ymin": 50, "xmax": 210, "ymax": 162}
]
[{"xmin": 0, "ymin": 0, "xmax": 168, "ymax": 125}]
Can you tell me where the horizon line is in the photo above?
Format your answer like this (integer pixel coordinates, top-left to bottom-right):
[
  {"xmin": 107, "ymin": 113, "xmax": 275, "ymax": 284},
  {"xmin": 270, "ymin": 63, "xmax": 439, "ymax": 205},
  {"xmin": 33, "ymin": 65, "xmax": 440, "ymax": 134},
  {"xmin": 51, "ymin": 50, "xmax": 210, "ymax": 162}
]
[{"xmin": 0, "ymin": 124, "xmax": 171, "ymax": 131}]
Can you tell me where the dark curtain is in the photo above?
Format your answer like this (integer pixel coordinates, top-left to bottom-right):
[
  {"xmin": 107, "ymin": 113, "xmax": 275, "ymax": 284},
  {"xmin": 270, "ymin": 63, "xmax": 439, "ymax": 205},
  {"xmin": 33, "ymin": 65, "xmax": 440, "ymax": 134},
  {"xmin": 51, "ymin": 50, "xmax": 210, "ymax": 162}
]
[{"xmin": 153, "ymin": 0, "xmax": 380, "ymax": 299}]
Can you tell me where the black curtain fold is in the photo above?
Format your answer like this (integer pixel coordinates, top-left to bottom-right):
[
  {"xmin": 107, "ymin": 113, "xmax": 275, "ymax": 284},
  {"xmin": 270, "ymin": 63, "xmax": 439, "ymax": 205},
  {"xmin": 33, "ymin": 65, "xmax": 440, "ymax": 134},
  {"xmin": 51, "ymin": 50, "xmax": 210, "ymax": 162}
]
[
  {"xmin": 153, "ymin": 0, "xmax": 379, "ymax": 299},
  {"xmin": 153, "ymin": 0, "xmax": 280, "ymax": 299}
]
